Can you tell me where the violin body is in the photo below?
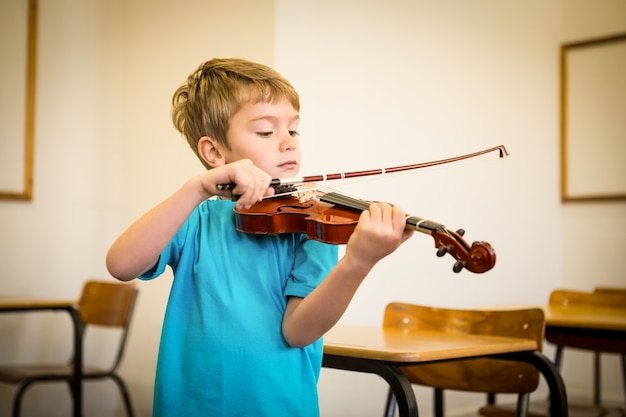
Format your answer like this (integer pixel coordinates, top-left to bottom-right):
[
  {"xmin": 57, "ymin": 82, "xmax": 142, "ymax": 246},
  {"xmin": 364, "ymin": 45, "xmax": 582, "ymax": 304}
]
[
  {"xmin": 235, "ymin": 195, "xmax": 360, "ymax": 244},
  {"xmin": 234, "ymin": 192, "xmax": 496, "ymax": 274}
]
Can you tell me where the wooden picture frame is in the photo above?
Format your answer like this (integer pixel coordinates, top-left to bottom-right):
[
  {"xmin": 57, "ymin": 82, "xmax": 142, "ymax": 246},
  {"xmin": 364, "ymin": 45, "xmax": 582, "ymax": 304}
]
[
  {"xmin": 560, "ymin": 33, "xmax": 626, "ymax": 202},
  {"xmin": 0, "ymin": 0, "xmax": 37, "ymax": 201}
]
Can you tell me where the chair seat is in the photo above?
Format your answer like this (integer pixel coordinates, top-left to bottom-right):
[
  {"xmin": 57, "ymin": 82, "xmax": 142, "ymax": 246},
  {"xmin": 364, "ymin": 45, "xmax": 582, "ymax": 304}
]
[{"xmin": 0, "ymin": 364, "xmax": 110, "ymax": 384}]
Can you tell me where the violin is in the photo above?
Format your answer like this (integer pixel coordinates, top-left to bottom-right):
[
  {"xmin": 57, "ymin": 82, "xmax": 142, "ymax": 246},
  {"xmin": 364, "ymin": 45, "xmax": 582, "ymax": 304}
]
[
  {"xmin": 234, "ymin": 189, "xmax": 496, "ymax": 274},
  {"xmin": 221, "ymin": 145, "xmax": 507, "ymax": 274}
]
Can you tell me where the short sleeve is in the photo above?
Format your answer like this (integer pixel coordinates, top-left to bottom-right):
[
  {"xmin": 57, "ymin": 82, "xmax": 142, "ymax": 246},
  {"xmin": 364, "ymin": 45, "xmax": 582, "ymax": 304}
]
[
  {"xmin": 284, "ymin": 238, "xmax": 338, "ymax": 298},
  {"xmin": 139, "ymin": 217, "xmax": 190, "ymax": 281}
]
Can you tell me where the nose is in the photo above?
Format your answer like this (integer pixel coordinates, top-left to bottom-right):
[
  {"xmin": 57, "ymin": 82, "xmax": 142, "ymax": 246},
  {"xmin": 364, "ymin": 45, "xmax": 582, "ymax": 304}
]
[{"xmin": 280, "ymin": 132, "xmax": 297, "ymax": 152}]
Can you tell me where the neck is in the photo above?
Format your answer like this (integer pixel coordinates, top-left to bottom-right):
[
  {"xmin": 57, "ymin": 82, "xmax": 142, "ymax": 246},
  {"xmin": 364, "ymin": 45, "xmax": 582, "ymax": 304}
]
[{"xmin": 319, "ymin": 191, "xmax": 445, "ymax": 236}]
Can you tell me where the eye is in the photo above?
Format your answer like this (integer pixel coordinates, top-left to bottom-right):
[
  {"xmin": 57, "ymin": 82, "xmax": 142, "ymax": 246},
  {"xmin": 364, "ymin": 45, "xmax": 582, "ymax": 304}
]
[
  {"xmin": 257, "ymin": 131, "xmax": 274, "ymax": 138},
  {"xmin": 289, "ymin": 131, "xmax": 300, "ymax": 138}
]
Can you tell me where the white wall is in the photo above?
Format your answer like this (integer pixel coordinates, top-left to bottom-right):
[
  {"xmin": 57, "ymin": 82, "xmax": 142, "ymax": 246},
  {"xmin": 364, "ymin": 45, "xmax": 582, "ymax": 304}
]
[
  {"xmin": 555, "ymin": 0, "xmax": 626, "ymax": 406},
  {"xmin": 0, "ymin": 0, "xmax": 126, "ymax": 415},
  {"xmin": 0, "ymin": 1, "xmax": 624, "ymax": 416}
]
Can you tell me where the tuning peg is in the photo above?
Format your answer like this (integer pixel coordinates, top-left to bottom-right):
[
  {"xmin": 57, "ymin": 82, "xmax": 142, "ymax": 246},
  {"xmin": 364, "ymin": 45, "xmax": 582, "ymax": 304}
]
[
  {"xmin": 453, "ymin": 261, "xmax": 465, "ymax": 273},
  {"xmin": 436, "ymin": 247, "xmax": 449, "ymax": 257},
  {"xmin": 456, "ymin": 229, "xmax": 465, "ymax": 236}
]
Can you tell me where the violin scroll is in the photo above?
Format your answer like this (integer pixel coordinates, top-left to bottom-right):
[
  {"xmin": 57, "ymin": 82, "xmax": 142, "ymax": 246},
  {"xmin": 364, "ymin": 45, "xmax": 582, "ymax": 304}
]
[{"xmin": 432, "ymin": 229, "xmax": 496, "ymax": 273}]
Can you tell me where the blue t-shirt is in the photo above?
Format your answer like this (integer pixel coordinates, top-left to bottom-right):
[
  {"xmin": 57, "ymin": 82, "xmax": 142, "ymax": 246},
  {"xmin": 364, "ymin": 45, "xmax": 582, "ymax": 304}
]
[{"xmin": 140, "ymin": 198, "xmax": 338, "ymax": 417}]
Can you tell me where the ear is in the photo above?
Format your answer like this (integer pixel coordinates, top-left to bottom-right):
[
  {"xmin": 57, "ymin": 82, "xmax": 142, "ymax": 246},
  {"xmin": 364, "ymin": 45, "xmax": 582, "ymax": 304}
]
[{"xmin": 198, "ymin": 136, "xmax": 226, "ymax": 168}]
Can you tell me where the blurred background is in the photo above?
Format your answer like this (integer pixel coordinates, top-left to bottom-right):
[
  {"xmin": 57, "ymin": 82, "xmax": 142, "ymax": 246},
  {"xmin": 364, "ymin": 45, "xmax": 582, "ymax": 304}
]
[{"xmin": 0, "ymin": 0, "xmax": 624, "ymax": 416}]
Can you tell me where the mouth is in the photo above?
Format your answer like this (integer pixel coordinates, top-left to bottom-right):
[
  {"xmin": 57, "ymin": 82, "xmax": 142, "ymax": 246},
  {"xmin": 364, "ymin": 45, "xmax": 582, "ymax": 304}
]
[{"xmin": 278, "ymin": 161, "xmax": 298, "ymax": 170}]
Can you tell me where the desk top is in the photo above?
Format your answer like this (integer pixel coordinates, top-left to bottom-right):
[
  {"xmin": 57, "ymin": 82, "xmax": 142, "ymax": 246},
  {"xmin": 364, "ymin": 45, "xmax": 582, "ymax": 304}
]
[
  {"xmin": 323, "ymin": 324, "xmax": 538, "ymax": 363},
  {"xmin": 545, "ymin": 305, "xmax": 626, "ymax": 332},
  {"xmin": 0, "ymin": 298, "xmax": 76, "ymax": 310}
]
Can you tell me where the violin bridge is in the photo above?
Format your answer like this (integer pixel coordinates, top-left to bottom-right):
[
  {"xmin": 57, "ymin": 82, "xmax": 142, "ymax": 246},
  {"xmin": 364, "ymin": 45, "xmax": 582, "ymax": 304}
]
[{"xmin": 295, "ymin": 183, "xmax": 319, "ymax": 203}]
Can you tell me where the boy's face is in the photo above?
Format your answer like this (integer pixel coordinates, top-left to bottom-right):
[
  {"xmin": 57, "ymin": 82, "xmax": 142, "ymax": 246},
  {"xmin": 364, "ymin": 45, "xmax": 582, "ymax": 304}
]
[{"xmin": 223, "ymin": 99, "xmax": 301, "ymax": 179}]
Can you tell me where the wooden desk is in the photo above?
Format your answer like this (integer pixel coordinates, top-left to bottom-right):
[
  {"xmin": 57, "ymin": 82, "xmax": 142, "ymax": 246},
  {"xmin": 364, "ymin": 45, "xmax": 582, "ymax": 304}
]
[
  {"xmin": 545, "ymin": 304, "xmax": 626, "ymax": 351},
  {"xmin": 545, "ymin": 304, "xmax": 626, "ymax": 407},
  {"xmin": 0, "ymin": 299, "xmax": 83, "ymax": 417},
  {"xmin": 323, "ymin": 324, "xmax": 568, "ymax": 417}
]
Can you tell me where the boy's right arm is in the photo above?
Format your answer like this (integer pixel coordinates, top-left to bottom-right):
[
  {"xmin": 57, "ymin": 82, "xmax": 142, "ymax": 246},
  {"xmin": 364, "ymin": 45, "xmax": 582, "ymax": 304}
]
[{"xmin": 106, "ymin": 160, "xmax": 273, "ymax": 281}]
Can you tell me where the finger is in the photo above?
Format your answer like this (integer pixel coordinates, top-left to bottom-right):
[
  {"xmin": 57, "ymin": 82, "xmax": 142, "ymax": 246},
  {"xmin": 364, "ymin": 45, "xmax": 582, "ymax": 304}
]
[
  {"xmin": 234, "ymin": 169, "xmax": 272, "ymax": 208},
  {"xmin": 372, "ymin": 202, "xmax": 395, "ymax": 228},
  {"xmin": 366, "ymin": 202, "xmax": 381, "ymax": 222},
  {"xmin": 391, "ymin": 206, "xmax": 407, "ymax": 229},
  {"xmin": 263, "ymin": 186, "xmax": 276, "ymax": 198},
  {"xmin": 401, "ymin": 228, "xmax": 415, "ymax": 243}
]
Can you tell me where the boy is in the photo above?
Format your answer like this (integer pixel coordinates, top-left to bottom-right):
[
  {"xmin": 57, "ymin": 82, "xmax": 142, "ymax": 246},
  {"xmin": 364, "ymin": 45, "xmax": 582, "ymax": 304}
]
[{"xmin": 106, "ymin": 57, "xmax": 412, "ymax": 416}]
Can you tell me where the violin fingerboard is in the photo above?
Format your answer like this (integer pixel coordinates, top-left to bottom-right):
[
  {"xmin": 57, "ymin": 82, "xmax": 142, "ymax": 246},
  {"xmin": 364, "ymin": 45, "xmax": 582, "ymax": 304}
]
[
  {"xmin": 320, "ymin": 192, "xmax": 370, "ymax": 212},
  {"xmin": 320, "ymin": 192, "xmax": 445, "ymax": 235},
  {"xmin": 406, "ymin": 216, "xmax": 445, "ymax": 235}
]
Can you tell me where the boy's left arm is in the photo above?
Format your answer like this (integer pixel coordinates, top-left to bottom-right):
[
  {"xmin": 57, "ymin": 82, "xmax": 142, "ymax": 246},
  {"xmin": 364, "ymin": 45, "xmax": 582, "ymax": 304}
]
[{"xmin": 282, "ymin": 203, "xmax": 412, "ymax": 347}]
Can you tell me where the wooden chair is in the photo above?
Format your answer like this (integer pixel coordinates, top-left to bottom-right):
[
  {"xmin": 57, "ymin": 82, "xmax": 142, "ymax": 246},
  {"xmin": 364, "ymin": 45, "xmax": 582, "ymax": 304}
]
[
  {"xmin": 0, "ymin": 280, "xmax": 138, "ymax": 417},
  {"xmin": 382, "ymin": 302, "xmax": 545, "ymax": 417}
]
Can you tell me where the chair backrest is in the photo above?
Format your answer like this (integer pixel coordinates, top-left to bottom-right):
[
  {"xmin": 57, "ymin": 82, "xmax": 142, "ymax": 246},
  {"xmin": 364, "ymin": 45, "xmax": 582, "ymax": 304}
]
[
  {"xmin": 594, "ymin": 287, "xmax": 626, "ymax": 296},
  {"xmin": 550, "ymin": 289, "xmax": 626, "ymax": 309},
  {"xmin": 383, "ymin": 302, "xmax": 545, "ymax": 393},
  {"xmin": 78, "ymin": 280, "xmax": 138, "ymax": 371},
  {"xmin": 79, "ymin": 280, "xmax": 137, "ymax": 327}
]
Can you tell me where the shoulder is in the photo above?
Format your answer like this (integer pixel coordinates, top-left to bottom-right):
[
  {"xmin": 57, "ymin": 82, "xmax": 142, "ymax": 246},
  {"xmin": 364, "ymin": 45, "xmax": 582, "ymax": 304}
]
[{"xmin": 189, "ymin": 198, "xmax": 235, "ymax": 220}]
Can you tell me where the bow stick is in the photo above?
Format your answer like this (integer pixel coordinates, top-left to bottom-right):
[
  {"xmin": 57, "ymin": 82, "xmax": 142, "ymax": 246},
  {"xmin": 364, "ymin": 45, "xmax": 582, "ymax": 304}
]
[{"xmin": 217, "ymin": 144, "xmax": 509, "ymax": 192}]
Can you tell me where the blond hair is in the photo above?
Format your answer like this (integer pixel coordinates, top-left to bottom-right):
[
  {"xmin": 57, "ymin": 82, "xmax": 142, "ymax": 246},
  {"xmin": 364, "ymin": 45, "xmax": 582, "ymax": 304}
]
[{"xmin": 171, "ymin": 58, "xmax": 300, "ymax": 169}]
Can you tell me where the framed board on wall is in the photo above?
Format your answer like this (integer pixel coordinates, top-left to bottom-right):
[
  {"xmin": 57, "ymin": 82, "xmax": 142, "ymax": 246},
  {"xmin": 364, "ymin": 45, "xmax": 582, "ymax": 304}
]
[
  {"xmin": 560, "ymin": 33, "xmax": 626, "ymax": 202},
  {"xmin": 0, "ymin": 0, "xmax": 37, "ymax": 201}
]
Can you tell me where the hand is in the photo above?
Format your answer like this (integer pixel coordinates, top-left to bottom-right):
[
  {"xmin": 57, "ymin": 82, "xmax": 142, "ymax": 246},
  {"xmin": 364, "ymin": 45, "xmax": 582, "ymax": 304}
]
[
  {"xmin": 344, "ymin": 202, "xmax": 413, "ymax": 270},
  {"xmin": 201, "ymin": 159, "xmax": 275, "ymax": 209}
]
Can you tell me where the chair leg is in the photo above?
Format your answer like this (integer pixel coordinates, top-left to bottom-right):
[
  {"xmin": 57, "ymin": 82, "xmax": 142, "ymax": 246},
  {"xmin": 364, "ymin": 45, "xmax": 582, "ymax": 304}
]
[
  {"xmin": 12, "ymin": 381, "xmax": 35, "ymax": 417},
  {"xmin": 385, "ymin": 387, "xmax": 444, "ymax": 417},
  {"xmin": 622, "ymin": 354, "xmax": 626, "ymax": 410},
  {"xmin": 110, "ymin": 374, "xmax": 135, "ymax": 417},
  {"xmin": 550, "ymin": 346, "xmax": 564, "ymax": 403},
  {"xmin": 383, "ymin": 388, "xmax": 396, "ymax": 417},
  {"xmin": 515, "ymin": 392, "xmax": 529, "ymax": 417},
  {"xmin": 553, "ymin": 345, "xmax": 563, "ymax": 369},
  {"xmin": 594, "ymin": 351, "xmax": 601, "ymax": 406},
  {"xmin": 434, "ymin": 388, "xmax": 444, "ymax": 417}
]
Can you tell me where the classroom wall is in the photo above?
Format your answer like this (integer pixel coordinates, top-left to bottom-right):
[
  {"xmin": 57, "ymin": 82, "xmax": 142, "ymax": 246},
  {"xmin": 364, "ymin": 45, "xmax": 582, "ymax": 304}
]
[
  {"xmin": 0, "ymin": 1, "xmax": 128, "ymax": 415},
  {"xmin": 0, "ymin": 1, "xmax": 624, "ymax": 416},
  {"xmin": 553, "ymin": 0, "xmax": 626, "ymax": 405}
]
